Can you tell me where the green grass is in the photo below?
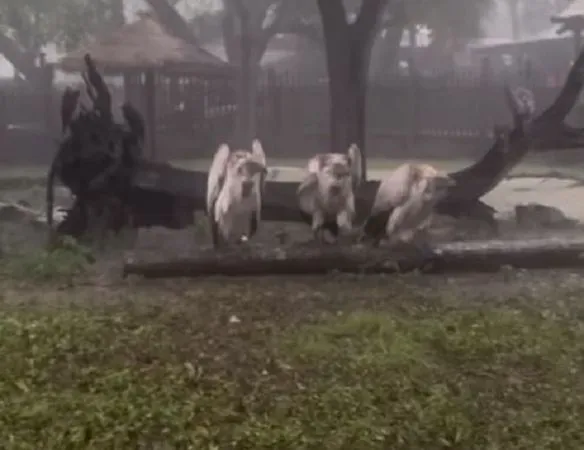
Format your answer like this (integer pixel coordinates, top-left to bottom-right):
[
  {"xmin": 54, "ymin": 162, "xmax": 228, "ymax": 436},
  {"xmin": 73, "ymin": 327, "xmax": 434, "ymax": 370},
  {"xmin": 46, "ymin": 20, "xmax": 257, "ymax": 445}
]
[{"xmin": 1, "ymin": 270, "xmax": 584, "ymax": 448}]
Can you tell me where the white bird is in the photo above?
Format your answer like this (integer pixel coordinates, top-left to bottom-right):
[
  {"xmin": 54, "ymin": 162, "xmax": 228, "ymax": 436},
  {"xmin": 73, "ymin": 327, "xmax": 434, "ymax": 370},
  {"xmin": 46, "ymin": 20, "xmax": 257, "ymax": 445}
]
[
  {"xmin": 297, "ymin": 144, "xmax": 362, "ymax": 243},
  {"xmin": 206, "ymin": 139, "xmax": 267, "ymax": 248},
  {"xmin": 362, "ymin": 163, "xmax": 455, "ymax": 254}
]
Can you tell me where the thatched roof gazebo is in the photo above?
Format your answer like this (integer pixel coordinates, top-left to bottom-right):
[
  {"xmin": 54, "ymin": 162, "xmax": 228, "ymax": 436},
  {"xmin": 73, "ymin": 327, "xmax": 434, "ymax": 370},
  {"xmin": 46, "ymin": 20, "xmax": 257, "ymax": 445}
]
[
  {"xmin": 57, "ymin": 15, "xmax": 234, "ymax": 158},
  {"xmin": 58, "ymin": 15, "xmax": 230, "ymax": 74}
]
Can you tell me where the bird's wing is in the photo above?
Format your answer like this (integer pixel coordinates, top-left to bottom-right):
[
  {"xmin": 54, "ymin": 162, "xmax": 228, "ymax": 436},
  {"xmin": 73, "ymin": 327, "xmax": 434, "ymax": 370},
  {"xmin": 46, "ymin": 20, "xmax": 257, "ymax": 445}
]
[
  {"xmin": 206, "ymin": 144, "xmax": 231, "ymax": 217},
  {"xmin": 307, "ymin": 154, "xmax": 328, "ymax": 173},
  {"xmin": 251, "ymin": 139, "xmax": 268, "ymax": 194},
  {"xmin": 370, "ymin": 164, "xmax": 414, "ymax": 215},
  {"xmin": 251, "ymin": 139, "xmax": 266, "ymax": 167},
  {"xmin": 297, "ymin": 172, "xmax": 319, "ymax": 215}
]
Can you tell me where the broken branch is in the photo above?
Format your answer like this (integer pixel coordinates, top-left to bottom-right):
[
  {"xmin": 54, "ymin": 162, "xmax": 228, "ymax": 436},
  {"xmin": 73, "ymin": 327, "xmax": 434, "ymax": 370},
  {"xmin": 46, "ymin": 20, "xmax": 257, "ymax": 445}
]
[{"xmin": 122, "ymin": 238, "xmax": 584, "ymax": 278}]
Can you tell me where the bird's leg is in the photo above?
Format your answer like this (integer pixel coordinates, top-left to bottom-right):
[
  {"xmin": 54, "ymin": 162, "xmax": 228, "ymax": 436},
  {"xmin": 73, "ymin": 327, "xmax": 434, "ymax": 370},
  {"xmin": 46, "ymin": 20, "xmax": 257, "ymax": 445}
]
[
  {"xmin": 312, "ymin": 227, "xmax": 327, "ymax": 245},
  {"xmin": 312, "ymin": 212, "xmax": 326, "ymax": 245},
  {"xmin": 210, "ymin": 217, "xmax": 223, "ymax": 249},
  {"xmin": 248, "ymin": 210, "xmax": 259, "ymax": 239},
  {"xmin": 411, "ymin": 229, "xmax": 438, "ymax": 260},
  {"xmin": 335, "ymin": 210, "xmax": 355, "ymax": 245}
]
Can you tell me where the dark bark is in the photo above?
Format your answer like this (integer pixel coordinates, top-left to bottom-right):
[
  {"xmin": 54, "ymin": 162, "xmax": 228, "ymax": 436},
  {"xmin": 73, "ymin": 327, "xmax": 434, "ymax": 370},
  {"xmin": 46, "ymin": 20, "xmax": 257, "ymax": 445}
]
[
  {"xmin": 435, "ymin": 50, "xmax": 584, "ymax": 222},
  {"xmin": 529, "ymin": 47, "xmax": 584, "ymax": 151},
  {"xmin": 317, "ymin": 0, "xmax": 388, "ymax": 181},
  {"xmin": 122, "ymin": 237, "xmax": 584, "ymax": 278},
  {"xmin": 438, "ymin": 86, "xmax": 529, "ymax": 211},
  {"xmin": 222, "ymin": 0, "xmax": 285, "ymax": 149},
  {"xmin": 48, "ymin": 54, "xmax": 146, "ymax": 240},
  {"xmin": 230, "ymin": 2, "xmax": 257, "ymax": 148}
]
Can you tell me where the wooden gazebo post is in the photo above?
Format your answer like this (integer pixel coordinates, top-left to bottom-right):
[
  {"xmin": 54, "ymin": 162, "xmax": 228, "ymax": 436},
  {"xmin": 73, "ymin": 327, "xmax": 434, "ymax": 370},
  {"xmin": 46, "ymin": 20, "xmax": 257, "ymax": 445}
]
[{"xmin": 144, "ymin": 69, "xmax": 157, "ymax": 160}]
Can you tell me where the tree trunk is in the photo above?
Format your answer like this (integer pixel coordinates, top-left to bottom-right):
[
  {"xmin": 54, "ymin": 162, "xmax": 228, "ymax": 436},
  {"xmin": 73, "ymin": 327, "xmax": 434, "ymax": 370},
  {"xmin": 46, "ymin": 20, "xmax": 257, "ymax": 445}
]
[
  {"xmin": 233, "ymin": 56, "xmax": 260, "ymax": 149},
  {"xmin": 233, "ymin": 13, "xmax": 261, "ymax": 149},
  {"xmin": 323, "ymin": 28, "xmax": 371, "ymax": 181},
  {"xmin": 326, "ymin": 40, "xmax": 363, "ymax": 158},
  {"xmin": 122, "ymin": 237, "xmax": 584, "ymax": 278},
  {"xmin": 318, "ymin": 0, "xmax": 387, "ymax": 182},
  {"xmin": 325, "ymin": 34, "xmax": 376, "ymax": 181},
  {"xmin": 221, "ymin": 2, "xmax": 268, "ymax": 150}
]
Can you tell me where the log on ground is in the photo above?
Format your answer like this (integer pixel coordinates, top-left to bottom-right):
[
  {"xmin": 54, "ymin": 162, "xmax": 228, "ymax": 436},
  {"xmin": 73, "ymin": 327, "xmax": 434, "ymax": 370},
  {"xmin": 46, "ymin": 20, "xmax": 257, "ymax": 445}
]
[{"xmin": 122, "ymin": 237, "xmax": 584, "ymax": 278}]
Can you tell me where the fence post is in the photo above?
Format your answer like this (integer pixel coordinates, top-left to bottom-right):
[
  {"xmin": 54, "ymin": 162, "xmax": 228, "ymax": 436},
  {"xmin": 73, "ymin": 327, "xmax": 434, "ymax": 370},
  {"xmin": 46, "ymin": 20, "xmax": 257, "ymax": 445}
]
[
  {"xmin": 39, "ymin": 54, "xmax": 55, "ymax": 135},
  {"xmin": 479, "ymin": 57, "xmax": 494, "ymax": 139},
  {"xmin": 407, "ymin": 60, "xmax": 420, "ymax": 150},
  {"xmin": 0, "ymin": 90, "xmax": 6, "ymax": 142},
  {"xmin": 266, "ymin": 69, "xmax": 282, "ymax": 154}
]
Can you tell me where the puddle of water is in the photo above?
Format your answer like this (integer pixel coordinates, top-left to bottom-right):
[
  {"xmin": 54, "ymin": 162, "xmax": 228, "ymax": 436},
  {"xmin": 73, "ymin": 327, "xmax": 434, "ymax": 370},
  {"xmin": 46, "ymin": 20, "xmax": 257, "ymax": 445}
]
[{"xmin": 484, "ymin": 178, "xmax": 584, "ymax": 222}]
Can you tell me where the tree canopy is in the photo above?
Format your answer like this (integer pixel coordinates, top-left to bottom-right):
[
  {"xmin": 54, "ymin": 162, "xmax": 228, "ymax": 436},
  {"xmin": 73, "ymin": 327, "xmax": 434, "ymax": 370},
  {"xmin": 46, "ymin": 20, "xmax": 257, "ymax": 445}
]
[
  {"xmin": 0, "ymin": 0, "xmax": 123, "ymax": 53},
  {"xmin": 0, "ymin": 0, "xmax": 123, "ymax": 80},
  {"xmin": 189, "ymin": 0, "xmax": 494, "ymax": 47},
  {"xmin": 0, "ymin": 0, "xmax": 496, "ymax": 81}
]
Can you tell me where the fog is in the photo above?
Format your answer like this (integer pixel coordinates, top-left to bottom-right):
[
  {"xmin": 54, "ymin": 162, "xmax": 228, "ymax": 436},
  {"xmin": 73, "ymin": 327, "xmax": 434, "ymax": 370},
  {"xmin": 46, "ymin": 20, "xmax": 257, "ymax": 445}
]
[{"xmin": 0, "ymin": 0, "xmax": 221, "ymax": 78}]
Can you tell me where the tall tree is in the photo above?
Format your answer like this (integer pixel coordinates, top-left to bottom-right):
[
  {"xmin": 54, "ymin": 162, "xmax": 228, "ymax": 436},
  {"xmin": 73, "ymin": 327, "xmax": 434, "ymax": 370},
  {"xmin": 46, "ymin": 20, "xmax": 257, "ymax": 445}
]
[
  {"xmin": 145, "ymin": 0, "xmax": 316, "ymax": 148},
  {"xmin": 145, "ymin": 0, "xmax": 492, "ymax": 160},
  {"xmin": 318, "ymin": 0, "xmax": 493, "ymax": 179},
  {"xmin": 0, "ymin": 0, "xmax": 124, "ymax": 83},
  {"xmin": 317, "ymin": 0, "xmax": 388, "ymax": 180},
  {"xmin": 219, "ymin": 0, "xmax": 321, "ymax": 147}
]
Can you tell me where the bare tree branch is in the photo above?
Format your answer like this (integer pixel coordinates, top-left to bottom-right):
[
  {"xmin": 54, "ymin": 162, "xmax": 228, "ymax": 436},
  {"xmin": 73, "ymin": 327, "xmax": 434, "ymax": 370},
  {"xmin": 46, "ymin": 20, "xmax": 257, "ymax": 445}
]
[{"xmin": 0, "ymin": 33, "xmax": 40, "ymax": 82}]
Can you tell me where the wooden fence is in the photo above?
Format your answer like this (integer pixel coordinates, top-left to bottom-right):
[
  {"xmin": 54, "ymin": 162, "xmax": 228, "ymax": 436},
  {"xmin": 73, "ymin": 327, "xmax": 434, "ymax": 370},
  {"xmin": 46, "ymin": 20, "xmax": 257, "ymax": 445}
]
[{"xmin": 0, "ymin": 70, "xmax": 571, "ymax": 164}]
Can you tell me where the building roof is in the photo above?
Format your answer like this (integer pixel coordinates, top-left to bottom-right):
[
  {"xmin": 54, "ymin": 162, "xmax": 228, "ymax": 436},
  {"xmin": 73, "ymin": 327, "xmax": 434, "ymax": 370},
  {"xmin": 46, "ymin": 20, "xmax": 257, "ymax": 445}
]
[{"xmin": 58, "ymin": 16, "xmax": 233, "ymax": 74}]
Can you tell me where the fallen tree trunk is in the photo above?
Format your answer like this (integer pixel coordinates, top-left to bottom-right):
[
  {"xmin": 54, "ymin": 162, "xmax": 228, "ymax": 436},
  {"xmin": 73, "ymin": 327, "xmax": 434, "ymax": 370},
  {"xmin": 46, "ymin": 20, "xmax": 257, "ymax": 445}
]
[
  {"xmin": 126, "ymin": 52, "xmax": 584, "ymax": 230},
  {"xmin": 54, "ymin": 48, "xmax": 584, "ymax": 238},
  {"xmin": 122, "ymin": 237, "xmax": 584, "ymax": 278},
  {"xmin": 123, "ymin": 93, "xmax": 521, "ymax": 228},
  {"xmin": 530, "ymin": 48, "xmax": 584, "ymax": 151}
]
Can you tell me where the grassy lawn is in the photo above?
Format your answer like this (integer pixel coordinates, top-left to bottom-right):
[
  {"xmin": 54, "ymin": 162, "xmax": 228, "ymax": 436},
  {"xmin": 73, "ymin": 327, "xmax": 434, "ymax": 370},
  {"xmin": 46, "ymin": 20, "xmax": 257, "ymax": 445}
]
[
  {"xmin": 2, "ymin": 155, "xmax": 584, "ymax": 448},
  {"xmin": 1, "ymin": 250, "xmax": 584, "ymax": 448}
]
